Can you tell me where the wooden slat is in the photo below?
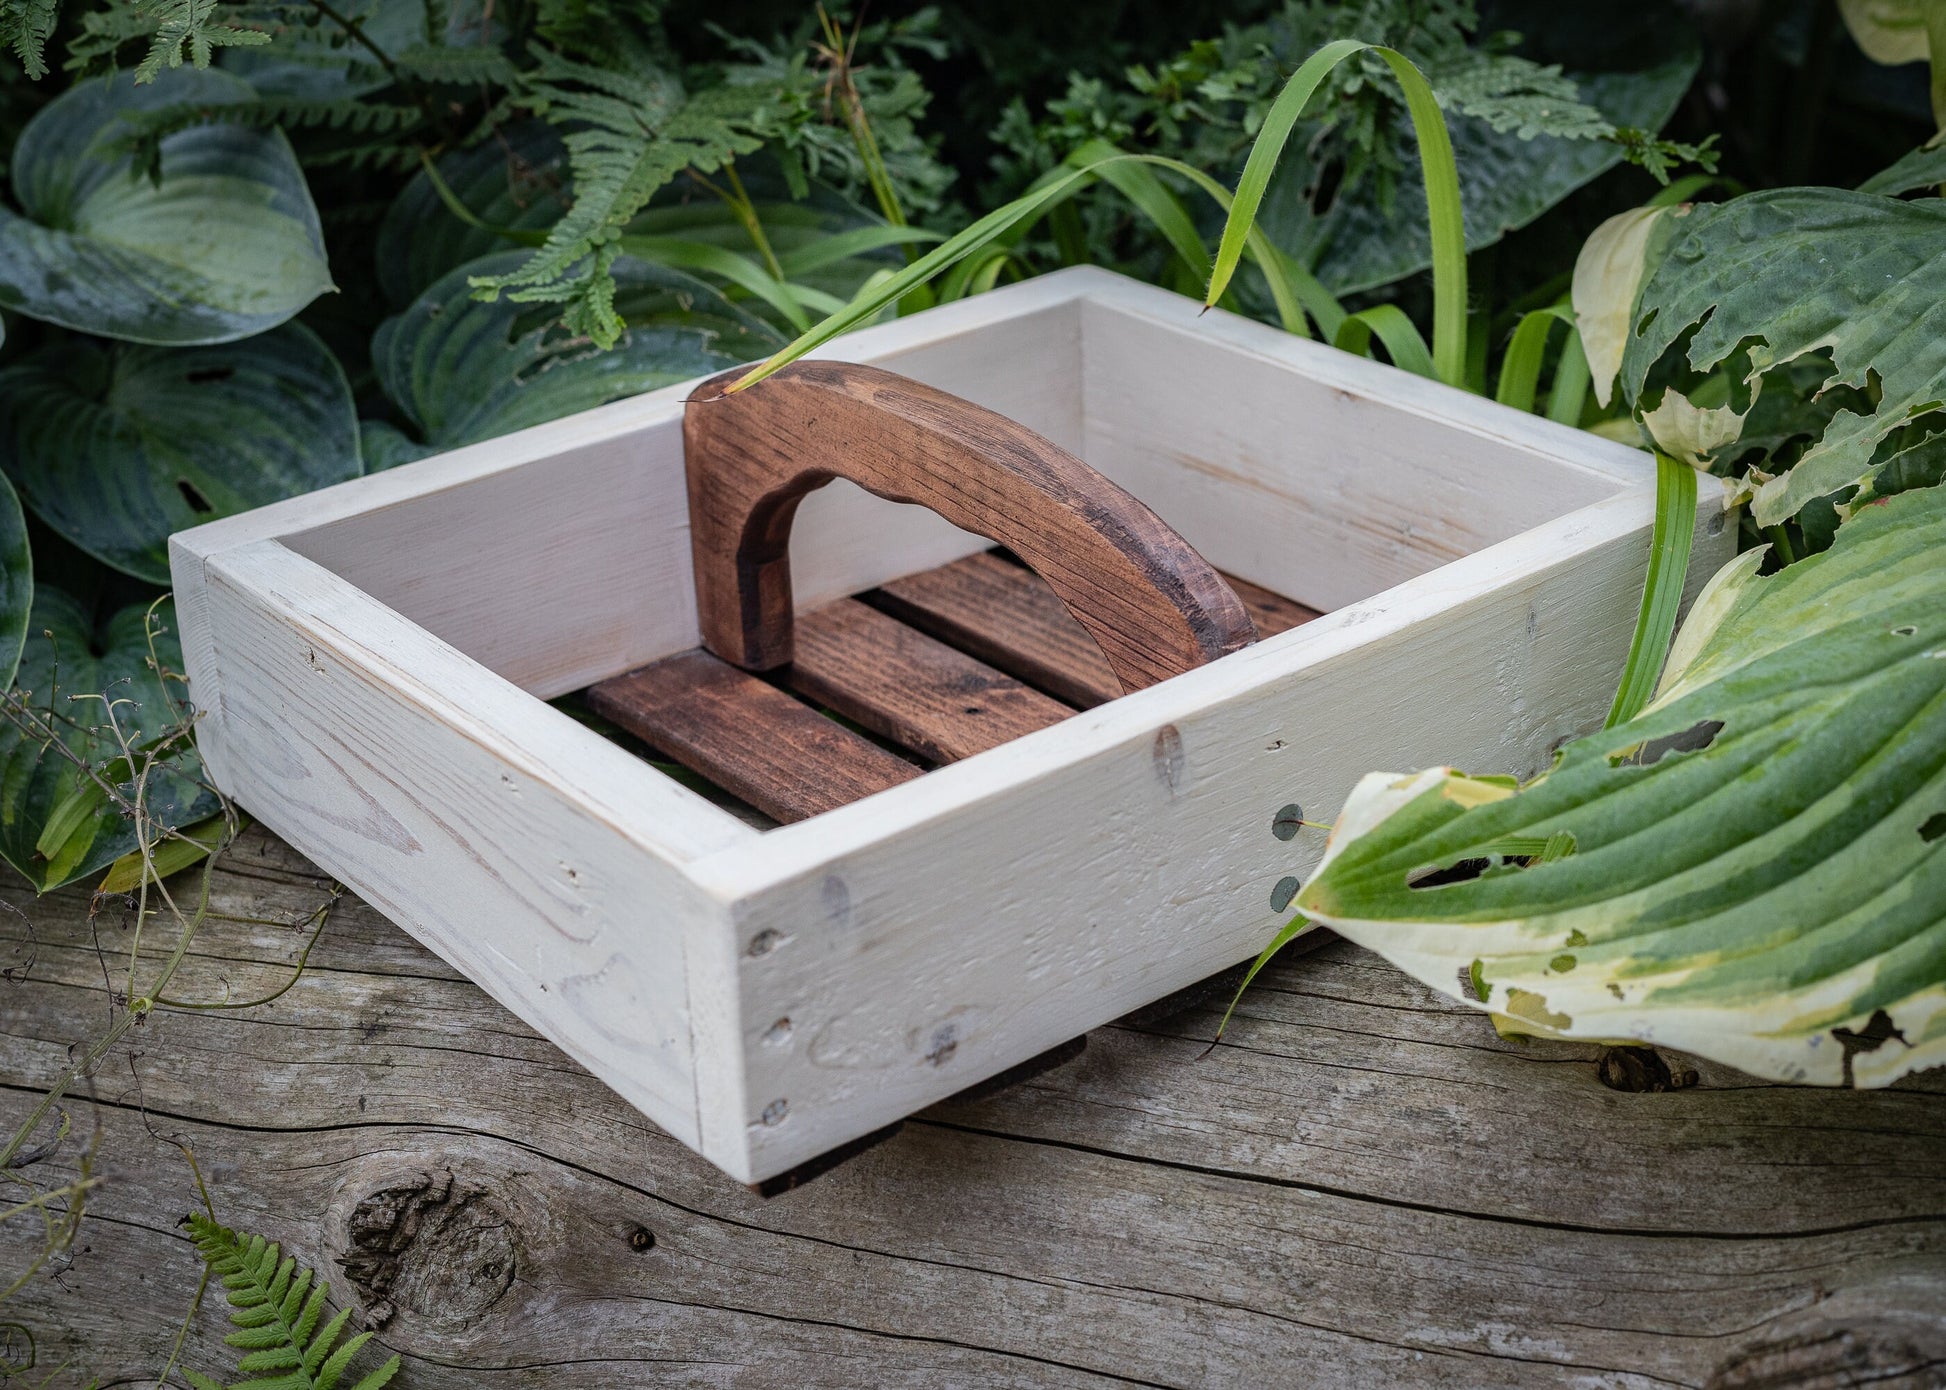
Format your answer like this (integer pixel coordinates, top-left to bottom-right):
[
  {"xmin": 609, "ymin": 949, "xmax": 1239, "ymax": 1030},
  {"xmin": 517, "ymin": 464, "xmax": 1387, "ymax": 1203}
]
[
  {"xmin": 788, "ymin": 599, "xmax": 1073, "ymax": 763},
  {"xmin": 1228, "ymin": 573, "xmax": 1322, "ymax": 638},
  {"xmin": 873, "ymin": 551, "xmax": 1123, "ymax": 707},
  {"xmin": 587, "ymin": 650, "xmax": 920, "ymax": 824},
  {"xmin": 874, "ymin": 552, "xmax": 1323, "ymax": 708}
]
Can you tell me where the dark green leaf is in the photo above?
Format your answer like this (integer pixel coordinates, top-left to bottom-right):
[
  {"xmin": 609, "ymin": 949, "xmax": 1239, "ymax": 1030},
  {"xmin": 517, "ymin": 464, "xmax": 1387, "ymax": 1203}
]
[
  {"xmin": 0, "ymin": 324, "xmax": 360, "ymax": 583},
  {"xmin": 375, "ymin": 125, "xmax": 572, "ymax": 308},
  {"xmin": 373, "ymin": 251, "xmax": 781, "ymax": 452},
  {"xmin": 0, "ymin": 589, "xmax": 218, "ymax": 893},
  {"xmin": 0, "ymin": 68, "xmax": 332, "ymax": 344},
  {"xmin": 1253, "ymin": 25, "xmax": 1699, "ymax": 295},
  {"xmin": 0, "ymin": 471, "xmax": 30, "ymax": 692}
]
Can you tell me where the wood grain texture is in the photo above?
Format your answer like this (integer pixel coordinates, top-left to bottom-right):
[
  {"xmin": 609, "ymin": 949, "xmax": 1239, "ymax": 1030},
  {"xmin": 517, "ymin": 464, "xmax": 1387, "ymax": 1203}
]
[
  {"xmin": 874, "ymin": 554, "xmax": 1324, "ymax": 709},
  {"xmin": 170, "ymin": 266, "xmax": 1727, "ymax": 1185},
  {"xmin": 694, "ymin": 489, "xmax": 1736, "ymax": 1179},
  {"xmin": 788, "ymin": 598, "xmax": 1072, "ymax": 763},
  {"xmin": 683, "ymin": 361, "xmax": 1255, "ymax": 689},
  {"xmin": 587, "ymin": 649, "xmax": 922, "ymax": 824},
  {"xmin": 2, "ymin": 828, "xmax": 1941, "ymax": 1390}
]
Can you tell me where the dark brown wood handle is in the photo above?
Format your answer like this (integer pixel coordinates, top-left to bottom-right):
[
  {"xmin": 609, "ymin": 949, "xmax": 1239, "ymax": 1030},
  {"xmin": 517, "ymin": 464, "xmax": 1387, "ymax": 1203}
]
[{"xmin": 683, "ymin": 361, "xmax": 1254, "ymax": 693}]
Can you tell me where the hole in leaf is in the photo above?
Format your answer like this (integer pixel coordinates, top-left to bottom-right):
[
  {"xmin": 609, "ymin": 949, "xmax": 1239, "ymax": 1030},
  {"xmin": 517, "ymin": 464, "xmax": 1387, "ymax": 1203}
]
[
  {"xmin": 184, "ymin": 366, "xmax": 234, "ymax": 385},
  {"xmin": 176, "ymin": 479, "xmax": 214, "ymax": 514},
  {"xmin": 1409, "ymin": 858, "xmax": 1491, "ymax": 889},
  {"xmin": 1921, "ymin": 813, "xmax": 1946, "ymax": 843},
  {"xmin": 1892, "ymin": 625, "xmax": 1918, "ymax": 637},
  {"xmin": 1633, "ymin": 307, "xmax": 1658, "ymax": 338},
  {"xmin": 1609, "ymin": 719, "xmax": 1723, "ymax": 769}
]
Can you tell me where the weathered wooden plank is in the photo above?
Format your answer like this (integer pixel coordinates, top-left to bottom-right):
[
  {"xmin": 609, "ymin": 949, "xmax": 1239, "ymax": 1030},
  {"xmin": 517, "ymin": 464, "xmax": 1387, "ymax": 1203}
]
[
  {"xmin": 2, "ymin": 829, "xmax": 1942, "ymax": 1390},
  {"xmin": 587, "ymin": 649, "xmax": 922, "ymax": 824},
  {"xmin": 788, "ymin": 599, "xmax": 1072, "ymax": 763},
  {"xmin": 874, "ymin": 550, "xmax": 1126, "ymax": 707},
  {"xmin": 872, "ymin": 554, "xmax": 1323, "ymax": 711}
]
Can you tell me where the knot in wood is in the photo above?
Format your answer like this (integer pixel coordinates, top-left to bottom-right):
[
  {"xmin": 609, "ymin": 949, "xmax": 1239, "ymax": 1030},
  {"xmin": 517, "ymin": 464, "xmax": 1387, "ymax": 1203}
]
[{"xmin": 337, "ymin": 1169, "xmax": 515, "ymax": 1332}]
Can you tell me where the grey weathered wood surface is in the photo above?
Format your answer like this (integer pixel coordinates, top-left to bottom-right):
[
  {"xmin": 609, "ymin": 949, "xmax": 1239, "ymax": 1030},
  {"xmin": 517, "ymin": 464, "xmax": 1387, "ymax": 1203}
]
[{"xmin": 3, "ymin": 826, "xmax": 1944, "ymax": 1389}]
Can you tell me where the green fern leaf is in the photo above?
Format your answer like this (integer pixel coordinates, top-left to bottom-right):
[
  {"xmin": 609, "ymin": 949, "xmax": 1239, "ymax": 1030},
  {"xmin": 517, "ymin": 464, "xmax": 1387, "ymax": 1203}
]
[
  {"xmin": 140, "ymin": 1, "xmax": 267, "ymax": 80},
  {"xmin": 470, "ymin": 48, "xmax": 768, "ymax": 347},
  {"xmin": 0, "ymin": 0, "xmax": 60, "ymax": 78},
  {"xmin": 345, "ymin": 1358, "xmax": 402, "ymax": 1390},
  {"xmin": 313, "ymin": 1331, "xmax": 375, "ymax": 1390},
  {"xmin": 301, "ymin": 1307, "xmax": 353, "ymax": 1377},
  {"xmin": 393, "ymin": 41, "xmax": 517, "ymax": 85},
  {"xmin": 183, "ymin": 1214, "xmax": 394, "ymax": 1390}
]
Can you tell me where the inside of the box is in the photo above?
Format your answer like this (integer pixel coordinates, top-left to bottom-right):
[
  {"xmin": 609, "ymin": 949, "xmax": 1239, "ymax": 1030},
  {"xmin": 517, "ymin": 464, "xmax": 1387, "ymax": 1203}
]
[
  {"xmin": 283, "ymin": 283, "xmax": 1632, "ymax": 829},
  {"xmin": 581, "ymin": 546, "xmax": 1321, "ymax": 829}
]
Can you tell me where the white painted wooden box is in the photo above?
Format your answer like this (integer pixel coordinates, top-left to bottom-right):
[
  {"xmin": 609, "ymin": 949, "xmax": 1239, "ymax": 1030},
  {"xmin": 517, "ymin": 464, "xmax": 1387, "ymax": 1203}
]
[{"xmin": 171, "ymin": 267, "xmax": 1728, "ymax": 1186}]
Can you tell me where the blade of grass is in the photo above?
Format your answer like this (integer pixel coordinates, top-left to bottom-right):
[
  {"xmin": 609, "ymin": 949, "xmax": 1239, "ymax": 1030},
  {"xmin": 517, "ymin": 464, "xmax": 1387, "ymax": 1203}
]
[
  {"xmin": 1604, "ymin": 451, "xmax": 1698, "ymax": 728},
  {"xmin": 1210, "ymin": 915, "xmax": 1315, "ymax": 1047},
  {"xmin": 617, "ymin": 234, "xmax": 817, "ymax": 332},
  {"xmin": 1544, "ymin": 326, "xmax": 1592, "ymax": 426},
  {"xmin": 1334, "ymin": 304, "xmax": 1436, "ymax": 379},
  {"xmin": 1206, "ymin": 41, "xmax": 1467, "ymax": 387},
  {"xmin": 1494, "ymin": 305, "xmax": 1575, "ymax": 413},
  {"xmin": 776, "ymin": 224, "xmax": 943, "ymax": 276},
  {"xmin": 728, "ymin": 149, "xmax": 1347, "ymax": 391}
]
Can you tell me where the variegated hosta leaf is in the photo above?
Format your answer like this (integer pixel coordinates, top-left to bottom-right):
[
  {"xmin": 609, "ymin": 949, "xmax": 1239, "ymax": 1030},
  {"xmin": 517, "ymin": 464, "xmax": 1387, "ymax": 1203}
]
[
  {"xmin": 1295, "ymin": 485, "xmax": 1946, "ymax": 1087},
  {"xmin": 370, "ymin": 251, "xmax": 781, "ymax": 453},
  {"xmin": 0, "ymin": 590, "xmax": 219, "ymax": 893},
  {"xmin": 0, "ymin": 324, "xmax": 361, "ymax": 583},
  {"xmin": 1618, "ymin": 189, "xmax": 1946, "ymax": 527},
  {"xmin": 0, "ymin": 68, "xmax": 332, "ymax": 345}
]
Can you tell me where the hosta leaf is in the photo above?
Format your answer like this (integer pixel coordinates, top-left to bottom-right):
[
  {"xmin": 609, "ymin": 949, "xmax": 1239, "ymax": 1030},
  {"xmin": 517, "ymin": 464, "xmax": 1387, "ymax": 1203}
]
[
  {"xmin": 0, "ymin": 589, "xmax": 219, "ymax": 893},
  {"xmin": 374, "ymin": 124, "xmax": 572, "ymax": 308},
  {"xmin": 0, "ymin": 68, "xmax": 332, "ymax": 345},
  {"xmin": 1621, "ymin": 189, "xmax": 1946, "ymax": 527},
  {"xmin": 372, "ymin": 251, "xmax": 781, "ymax": 453},
  {"xmin": 0, "ymin": 472, "xmax": 31, "ymax": 692},
  {"xmin": 1858, "ymin": 138, "xmax": 1946, "ymax": 196},
  {"xmin": 1253, "ymin": 13, "xmax": 1698, "ymax": 296},
  {"xmin": 0, "ymin": 324, "xmax": 360, "ymax": 583},
  {"xmin": 1294, "ymin": 485, "xmax": 1946, "ymax": 1087}
]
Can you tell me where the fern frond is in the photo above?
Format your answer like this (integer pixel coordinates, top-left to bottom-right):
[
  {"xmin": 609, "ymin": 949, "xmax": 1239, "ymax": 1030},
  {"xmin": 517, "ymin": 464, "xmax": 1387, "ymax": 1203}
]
[
  {"xmin": 0, "ymin": 0, "xmax": 60, "ymax": 78},
  {"xmin": 63, "ymin": 0, "xmax": 270, "ymax": 80},
  {"xmin": 470, "ymin": 49, "xmax": 767, "ymax": 347},
  {"xmin": 183, "ymin": 1213, "xmax": 400, "ymax": 1390},
  {"xmin": 393, "ymin": 41, "xmax": 517, "ymax": 86},
  {"xmin": 99, "ymin": 95, "xmax": 426, "ymax": 182}
]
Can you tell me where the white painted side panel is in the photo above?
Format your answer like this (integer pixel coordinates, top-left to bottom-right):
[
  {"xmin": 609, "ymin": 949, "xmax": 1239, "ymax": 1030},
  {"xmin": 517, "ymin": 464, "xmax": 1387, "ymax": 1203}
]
[
  {"xmin": 1078, "ymin": 290, "xmax": 1643, "ymax": 610},
  {"xmin": 701, "ymin": 490, "xmax": 1733, "ymax": 1178},
  {"xmin": 189, "ymin": 541, "xmax": 757, "ymax": 1152}
]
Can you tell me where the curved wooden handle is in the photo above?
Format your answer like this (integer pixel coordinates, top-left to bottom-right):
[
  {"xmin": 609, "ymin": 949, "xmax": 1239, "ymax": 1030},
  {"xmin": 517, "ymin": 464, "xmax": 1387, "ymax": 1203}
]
[{"xmin": 683, "ymin": 361, "xmax": 1254, "ymax": 693}]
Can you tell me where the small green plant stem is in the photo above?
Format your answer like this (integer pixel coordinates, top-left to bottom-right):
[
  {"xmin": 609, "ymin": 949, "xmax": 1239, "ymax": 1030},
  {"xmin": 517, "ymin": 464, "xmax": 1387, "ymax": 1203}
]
[
  {"xmin": 1768, "ymin": 524, "xmax": 1799, "ymax": 566},
  {"xmin": 0, "ymin": 846, "xmax": 220, "ymax": 1171},
  {"xmin": 718, "ymin": 161, "xmax": 789, "ymax": 281},
  {"xmin": 305, "ymin": 0, "xmax": 403, "ymax": 84}
]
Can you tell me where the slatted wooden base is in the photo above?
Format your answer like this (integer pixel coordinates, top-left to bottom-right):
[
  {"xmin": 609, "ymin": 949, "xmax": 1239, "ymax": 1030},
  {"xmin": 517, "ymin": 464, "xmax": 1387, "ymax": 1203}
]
[{"xmin": 585, "ymin": 551, "xmax": 1321, "ymax": 826}]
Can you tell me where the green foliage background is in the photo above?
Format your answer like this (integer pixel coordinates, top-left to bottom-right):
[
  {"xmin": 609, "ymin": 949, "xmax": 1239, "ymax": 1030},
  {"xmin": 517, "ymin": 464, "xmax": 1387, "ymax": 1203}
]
[{"xmin": 0, "ymin": 0, "xmax": 1932, "ymax": 920}]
